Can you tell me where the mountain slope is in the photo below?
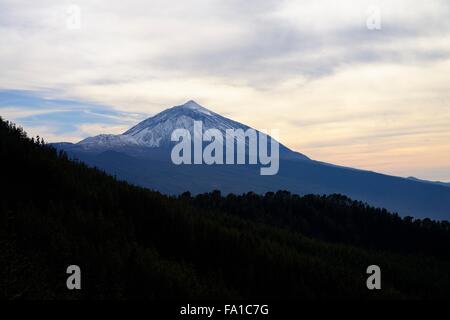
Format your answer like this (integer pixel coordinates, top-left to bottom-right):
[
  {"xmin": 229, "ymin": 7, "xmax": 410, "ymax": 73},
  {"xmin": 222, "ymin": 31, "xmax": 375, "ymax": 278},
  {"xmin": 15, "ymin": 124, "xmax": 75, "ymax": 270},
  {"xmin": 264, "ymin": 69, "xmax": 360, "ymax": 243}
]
[
  {"xmin": 52, "ymin": 101, "xmax": 450, "ymax": 220},
  {"xmin": 2, "ymin": 116, "xmax": 450, "ymax": 299},
  {"xmin": 408, "ymin": 176, "xmax": 450, "ymax": 188}
]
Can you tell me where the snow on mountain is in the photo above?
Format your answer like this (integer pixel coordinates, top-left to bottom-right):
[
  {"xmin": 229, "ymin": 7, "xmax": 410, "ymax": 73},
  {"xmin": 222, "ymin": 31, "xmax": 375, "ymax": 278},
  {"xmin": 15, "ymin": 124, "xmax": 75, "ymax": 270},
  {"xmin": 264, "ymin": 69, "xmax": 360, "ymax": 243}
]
[
  {"xmin": 122, "ymin": 100, "xmax": 250, "ymax": 146},
  {"xmin": 77, "ymin": 134, "xmax": 139, "ymax": 149},
  {"xmin": 74, "ymin": 100, "xmax": 309, "ymax": 160}
]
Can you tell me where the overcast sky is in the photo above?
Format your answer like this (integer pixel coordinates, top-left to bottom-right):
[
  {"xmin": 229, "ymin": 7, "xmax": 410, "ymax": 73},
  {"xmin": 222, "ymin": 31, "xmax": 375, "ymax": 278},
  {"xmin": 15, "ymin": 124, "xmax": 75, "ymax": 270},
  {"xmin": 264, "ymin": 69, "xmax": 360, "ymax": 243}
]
[{"xmin": 1, "ymin": 0, "xmax": 450, "ymax": 181}]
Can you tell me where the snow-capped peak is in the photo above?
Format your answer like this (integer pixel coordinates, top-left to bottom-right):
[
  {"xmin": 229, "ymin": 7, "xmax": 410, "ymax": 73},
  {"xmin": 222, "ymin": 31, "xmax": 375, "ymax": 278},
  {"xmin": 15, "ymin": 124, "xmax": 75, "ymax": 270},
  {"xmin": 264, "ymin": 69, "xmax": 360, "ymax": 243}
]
[
  {"xmin": 117, "ymin": 100, "xmax": 246, "ymax": 147},
  {"xmin": 72, "ymin": 100, "xmax": 309, "ymax": 161},
  {"xmin": 179, "ymin": 100, "xmax": 213, "ymax": 115},
  {"xmin": 75, "ymin": 100, "xmax": 232, "ymax": 149}
]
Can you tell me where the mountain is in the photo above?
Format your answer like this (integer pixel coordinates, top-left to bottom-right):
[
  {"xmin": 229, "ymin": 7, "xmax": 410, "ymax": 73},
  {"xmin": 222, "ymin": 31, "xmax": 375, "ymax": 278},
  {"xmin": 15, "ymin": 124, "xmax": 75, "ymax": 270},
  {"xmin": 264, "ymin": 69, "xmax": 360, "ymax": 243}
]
[
  {"xmin": 3, "ymin": 116, "xmax": 450, "ymax": 299},
  {"xmin": 67, "ymin": 100, "xmax": 308, "ymax": 161},
  {"xmin": 52, "ymin": 100, "xmax": 450, "ymax": 220},
  {"xmin": 407, "ymin": 176, "xmax": 450, "ymax": 188}
]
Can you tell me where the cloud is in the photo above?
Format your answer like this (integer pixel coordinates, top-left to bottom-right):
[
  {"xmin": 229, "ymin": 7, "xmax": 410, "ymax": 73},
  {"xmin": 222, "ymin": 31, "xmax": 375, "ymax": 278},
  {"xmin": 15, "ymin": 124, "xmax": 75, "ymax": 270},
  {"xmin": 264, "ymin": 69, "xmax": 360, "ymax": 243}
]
[
  {"xmin": 1, "ymin": 0, "xmax": 449, "ymax": 93},
  {"xmin": 0, "ymin": 90, "xmax": 146, "ymax": 141}
]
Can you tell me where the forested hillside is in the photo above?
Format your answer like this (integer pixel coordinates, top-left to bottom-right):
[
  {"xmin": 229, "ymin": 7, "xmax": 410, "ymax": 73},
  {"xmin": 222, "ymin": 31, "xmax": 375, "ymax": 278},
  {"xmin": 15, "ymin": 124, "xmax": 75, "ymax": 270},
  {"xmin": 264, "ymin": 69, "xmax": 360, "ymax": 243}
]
[{"xmin": 1, "ymin": 116, "xmax": 450, "ymax": 299}]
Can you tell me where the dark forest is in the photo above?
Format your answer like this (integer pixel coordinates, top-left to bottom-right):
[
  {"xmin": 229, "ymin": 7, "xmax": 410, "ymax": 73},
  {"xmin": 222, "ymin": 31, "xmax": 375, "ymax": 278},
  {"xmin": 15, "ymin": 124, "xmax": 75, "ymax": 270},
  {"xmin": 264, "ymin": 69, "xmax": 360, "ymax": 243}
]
[{"xmin": 1, "ymin": 116, "xmax": 450, "ymax": 299}]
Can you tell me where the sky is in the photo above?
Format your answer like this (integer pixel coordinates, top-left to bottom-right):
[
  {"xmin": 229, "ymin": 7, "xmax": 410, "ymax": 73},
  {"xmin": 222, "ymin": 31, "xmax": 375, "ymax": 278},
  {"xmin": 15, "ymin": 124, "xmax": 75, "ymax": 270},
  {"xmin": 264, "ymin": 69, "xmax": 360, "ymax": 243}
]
[{"xmin": 0, "ymin": 0, "xmax": 450, "ymax": 181}]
